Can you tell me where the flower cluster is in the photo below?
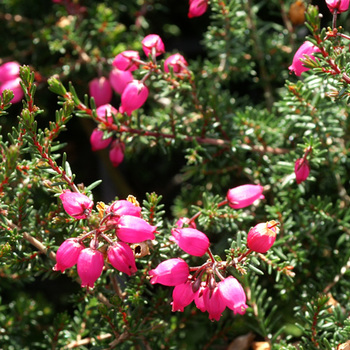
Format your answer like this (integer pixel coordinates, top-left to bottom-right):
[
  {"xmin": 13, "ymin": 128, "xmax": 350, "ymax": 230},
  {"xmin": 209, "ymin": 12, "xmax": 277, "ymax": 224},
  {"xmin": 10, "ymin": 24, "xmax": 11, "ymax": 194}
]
[
  {"xmin": 0, "ymin": 61, "xmax": 24, "ymax": 103},
  {"xmin": 88, "ymin": 34, "xmax": 189, "ymax": 167},
  {"xmin": 54, "ymin": 191, "xmax": 156, "ymax": 288},
  {"xmin": 148, "ymin": 184, "xmax": 278, "ymax": 321}
]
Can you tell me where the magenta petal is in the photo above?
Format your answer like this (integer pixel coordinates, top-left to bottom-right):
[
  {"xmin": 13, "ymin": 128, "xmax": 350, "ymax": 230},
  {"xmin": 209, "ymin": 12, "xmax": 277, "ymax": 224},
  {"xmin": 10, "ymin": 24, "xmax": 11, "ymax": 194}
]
[
  {"xmin": 171, "ymin": 281, "xmax": 196, "ymax": 312},
  {"xmin": 59, "ymin": 190, "xmax": 94, "ymax": 219},
  {"xmin": 226, "ymin": 184, "xmax": 264, "ymax": 209},
  {"xmin": 148, "ymin": 258, "xmax": 189, "ymax": 286},
  {"xmin": 171, "ymin": 227, "xmax": 210, "ymax": 256},
  {"xmin": 108, "ymin": 242, "xmax": 137, "ymax": 276},
  {"xmin": 116, "ymin": 215, "xmax": 156, "ymax": 243},
  {"xmin": 53, "ymin": 238, "xmax": 85, "ymax": 272},
  {"xmin": 77, "ymin": 248, "xmax": 104, "ymax": 288},
  {"xmin": 203, "ymin": 286, "xmax": 226, "ymax": 321}
]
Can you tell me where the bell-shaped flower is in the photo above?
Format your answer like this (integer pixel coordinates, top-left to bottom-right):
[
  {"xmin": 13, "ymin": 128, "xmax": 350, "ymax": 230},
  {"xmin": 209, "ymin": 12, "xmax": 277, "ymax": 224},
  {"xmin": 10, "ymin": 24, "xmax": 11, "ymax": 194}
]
[
  {"xmin": 120, "ymin": 80, "xmax": 149, "ymax": 115},
  {"xmin": 141, "ymin": 34, "xmax": 165, "ymax": 57},
  {"xmin": 164, "ymin": 54, "xmax": 188, "ymax": 75},
  {"xmin": 0, "ymin": 77, "xmax": 24, "ymax": 103},
  {"xmin": 112, "ymin": 50, "xmax": 140, "ymax": 71},
  {"xmin": 226, "ymin": 184, "xmax": 264, "ymax": 209},
  {"xmin": 77, "ymin": 248, "xmax": 104, "ymax": 288},
  {"xmin": 149, "ymin": 258, "xmax": 189, "ymax": 286},
  {"xmin": 326, "ymin": 0, "xmax": 349, "ymax": 13},
  {"xmin": 218, "ymin": 276, "xmax": 248, "ymax": 315},
  {"xmin": 106, "ymin": 199, "xmax": 141, "ymax": 218},
  {"xmin": 288, "ymin": 41, "xmax": 321, "ymax": 76},
  {"xmin": 89, "ymin": 76, "xmax": 112, "ymax": 107},
  {"xmin": 107, "ymin": 241, "xmax": 137, "ymax": 276},
  {"xmin": 203, "ymin": 286, "xmax": 226, "ymax": 321},
  {"xmin": 109, "ymin": 140, "xmax": 125, "ymax": 167},
  {"xmin": 194, "ymin": 283, "xmax": 207, "ymax": 312},
  {"xmin": 116, "ymin": 215, "xmax": 156, "ymax": 243},
  {"xmin": 247, "ymin": 220, "xmax": 279, "ymax": 253},
  {"xmin": 188, "ymin": 0, "xmax": 208, "ymax": 18},
  {"xmin": 109, "ymin": 68, "xmax": 133, "ymax": 95},
  {"xmin": 53, "ymin": 238, "xmax": 85, "ymax": 272},
  {"xmin": 90, "ymin": 128, "xmax": 112, "ymax": 151},
  {"xmin": 171, "ymin": 281, "xmax": 196, "ymax": 312},
  {"xmin": 59, "ymin": 190, "xmax": 94, "ymax": 219},
  {"xmin": 0, "ymin": 61, "xmax": 20, "ymax": 83},
  {"xmin": 295, "ymin": 158, "xmax": 310, "ymax": 184},
  {"xmin": 170, "ymin": 227, "xmax": 210, "ymax": 257},
  {"xmin": 96, "ymin": 104, "xmax": 118, "ymax": 124}
]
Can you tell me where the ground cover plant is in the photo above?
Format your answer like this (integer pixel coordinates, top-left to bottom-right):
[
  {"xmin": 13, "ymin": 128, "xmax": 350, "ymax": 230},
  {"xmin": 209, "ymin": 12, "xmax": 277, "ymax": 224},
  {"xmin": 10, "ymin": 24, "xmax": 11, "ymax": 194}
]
[{"xmin": 1, "ymin": 0, "xmax": 350, "ymax": 349}]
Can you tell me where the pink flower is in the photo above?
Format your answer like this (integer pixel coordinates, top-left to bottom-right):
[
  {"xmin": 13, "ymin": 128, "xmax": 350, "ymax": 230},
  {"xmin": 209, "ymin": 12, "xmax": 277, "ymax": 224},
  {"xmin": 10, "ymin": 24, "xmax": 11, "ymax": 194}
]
[
  {"xmin": 218, "ymin": 276, "xmax": 248, "ymax": 315},
  {"xmin": 295, "ymin": 158, "xmax": 310, "ymax": 184},
  {"xmin": 89, "ymin": 77, "xmax": 113, "ymax": 107},
  {"xmin": 171, "ymin": 281, "xmax": 196, "ymax": 312},
  {"xmin": 106, "ymin": 199, "xmax": 141, "ymax": 218},
  {"xmin": 107, "ymin": 242, "xmax": 137, "ymax": 276},
  {"xmin": 0, "ymin": 61, "xmax": 20, "ymax": 83},
  {"xmin": 326, "ymin": 0, "xmax": 349, "ymax": 13},
  {"xmin": 247, "ymin": 220, "xmax": 279, "ymax": 253},
  {"xmin": 175, "ymin": 217, "xmax": 196, "ymax": 229},
  {"xmin": 141, "ymin": 34, "xmax": 165, "ymax": 57},
  {"xmin": 109, "ymin": 140, "xmax": 125, "ymax": 167},
  {"xmin": 170, "ymin": 227, "xmax": 210, "ymax": 257},
  {"xmin": 53, "ymin": 238, "xmax": 85, "ymax": 272},
  {"xmin": 112, "ymin": 50, "xmax": 140, "ymax": 71},
  {"xmin": 0, "ymin": 77, "xmax": 24, "ymax": 103},
  {"xmin": 194, "ymin": 283, "xmax": 207, "ymax": 312},
  {"xmin": 109, "ymin": 68, "xmax": 133, "ymax": 95},
  {"xmin": 226, "ymin": 184, "xmax": 264, "ymax": 209},
  {"xmin": 116, "ymin": 215, "xmax": 156, "ymax": 243},
  {"xmin": 164, "ymin": 54, "xmax": 188, "ymax": 74},
  {"xmin": 203, "ymin": 286, "xmax": 226, "ymax": 321},
  {"xmin": 96, "ymin": 104, "xmax": 118, "ymax": 123},
  {"xmin": 120, "ymin": 80, "xmax": 149, "ymax": 115},
  {"xmin": 90, "ymin": 128, "xmax": 112, "ymax": 151},
  {"xmin": 149, "ymin": 258, "xmax": 189, "ymax": 286},
  {"xmin": 289, "ymin": 41, "xmax": 321, "ymax": 76},
  {"xmin": 188, "ymin": 0, "xmax": 208, "ymax": 18},
  {"xmin": 77, "ymin": 248, "xmax": 104, "ymax": 288},
  {"xmin": 60, "ymin": 190, "xmax": 94, "ymax": 219}
]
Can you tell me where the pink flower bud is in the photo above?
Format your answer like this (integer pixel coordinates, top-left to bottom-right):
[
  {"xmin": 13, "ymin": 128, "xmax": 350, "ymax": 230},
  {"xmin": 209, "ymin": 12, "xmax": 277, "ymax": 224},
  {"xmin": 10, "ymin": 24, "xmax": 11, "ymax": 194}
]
[
  {"xmin": 170, "ymin": 227, "xmax": 210, "ymax": 257},
  {"xmin": 77, "ymin": 248, "xmax": 104, "ymax": 288},
  {"xmin": 218, "ymin": 276, "xmax": 248, "ymax": 315},
  {"xmin": 164, "ymin": 54, "xmax": 188, "ymax": 74},
  {"xmin": 106, "ymin": 199, "xmax": 141, "ymax": 218},
  {"xmin": 0, "ymin": 77, "xmax": 24, "ymax": 103},
  {"xmin": 203, "ymin": 286, "xmax": 226, "ymax": 321},
  {"xmin": 59, "ymin": 190, "xmax": 94, "ymax": 219},
  {"xmin": 247, "ymin": 220, "xmax": 279, "ymax": 253},
  {"xmin": 109, "ymin": 68, "xmax": 133, "ymax": 95},
  {"xmin": 107, "ymin": 241, "xmax": 137, "ymax": 276},
  {"xmin": 116, "ymin": 215, "xmax": 156, "ymax": 243},
  {"xmin": 188, "ymin": 0, "xmax": 208, "ymax": 18},
  {"xmin": 0, "ymin": 62, "xmax": 20, "ymax": 83},
  {"xmin": 149, "ymin": 258, "xmax": 189, "ymax": 286},
  {"xmin": 112, "ymin": 50, "xmax": 140, "ymax": 71},
  {"xmin": 90, "ymin": 128, "xmax": 112, "ymax": 151},
  {"xmin": 226, "ymin": 184, "xmax": 264, "ymax": 209},
  {"xmin": 141, "ymin": 34, "xmax": 165, "ymax": 57},
  {"xmin": 120, "ymin": 80, "xmax": 149, "ymax": 115},
  {"xmin": 53, "ymin": 238, "xmax": 85, "ymax": 272},
  {"xmin": 171, "ymin": 281, "xmax": 196, "ymax": 312},
  {"xmin": 294, "ymin": 158, "xmax": 310, "ymax": 184},
  {"xmin": 89, "ymin": 77, "xmax": 113, "ymax": 107},
  {"xmin": 288, "ymin": 41, "xmax": 321, "ymax": 76},
  {"xmin": 96, "ymin": 104, "xmax": 118, "ymax": 123},
  {"xmin": 175, "ymin": 217, "xmax": 196, "ymax": 229},
  {"xmin": 326, "ymin": 0, "xmax": 349, "ymax": 13},
  {"xmin": 109, "ymin": 140, "xmax": 125, "ymax": 167}
]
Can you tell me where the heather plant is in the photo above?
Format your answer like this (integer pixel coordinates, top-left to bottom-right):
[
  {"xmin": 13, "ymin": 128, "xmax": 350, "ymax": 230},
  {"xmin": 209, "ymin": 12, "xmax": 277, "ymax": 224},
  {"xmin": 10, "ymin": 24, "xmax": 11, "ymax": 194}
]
[{"xmin": 1, "ymin": 0, "xmax": 350, "ymax": 349}]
